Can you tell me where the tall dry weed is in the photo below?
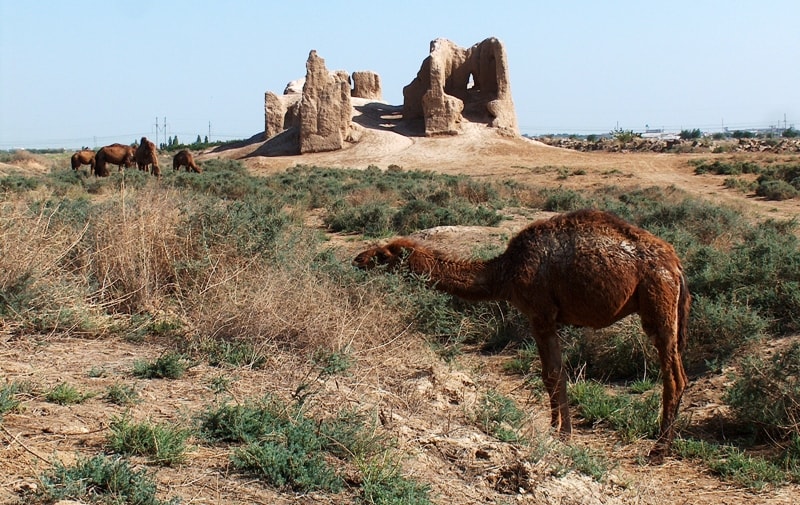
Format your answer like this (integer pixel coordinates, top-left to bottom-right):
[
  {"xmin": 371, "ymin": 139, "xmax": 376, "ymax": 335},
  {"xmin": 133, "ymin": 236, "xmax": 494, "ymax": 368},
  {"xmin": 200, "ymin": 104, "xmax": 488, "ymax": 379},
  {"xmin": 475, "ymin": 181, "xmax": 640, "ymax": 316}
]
[
  {"xmin": 0, "ymin": 199, "xmax": 92, "ymax": 330},
  {"xmin": 184, "ymin": 239, "xmax": 405, "ymax": 358},
  {"xmin": 88, "ymin": 187, "xmax": 192, "ymax": 314}
]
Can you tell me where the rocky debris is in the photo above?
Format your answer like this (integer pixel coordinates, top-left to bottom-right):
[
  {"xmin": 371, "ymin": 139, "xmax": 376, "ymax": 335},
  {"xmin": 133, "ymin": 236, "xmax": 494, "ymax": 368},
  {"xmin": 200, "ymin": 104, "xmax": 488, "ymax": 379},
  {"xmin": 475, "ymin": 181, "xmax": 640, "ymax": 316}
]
[
  {"xmin": 403, "ymin": 37, "xmax": 518, "ymax": 137},
  {"xmin": 536, "ymin": 136, "xmax": 800, "ymax": 154},
  {"xmin": 352, "ymin": 71, "xmax": 382, "ymax": 100},
  {"xmin": 734, "ymin": 137, "xmax": 800, "ymax": 153}
]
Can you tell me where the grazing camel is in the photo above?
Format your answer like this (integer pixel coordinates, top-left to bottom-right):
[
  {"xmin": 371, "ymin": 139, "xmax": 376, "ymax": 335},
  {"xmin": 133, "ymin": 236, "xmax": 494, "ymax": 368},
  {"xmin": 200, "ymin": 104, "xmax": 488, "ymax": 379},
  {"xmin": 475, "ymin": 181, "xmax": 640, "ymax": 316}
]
[
  {"xmin": 94, "ymin": 143, "xmax": 135, "ymax": 177},
  {"xmin": 135, "ymin": 136, "xmax": 160, "ymax": 177},
  {"xmin": 353, "ymin": 209, "xmax": 690, "ymax": 461},
  {"xmin": 172, "ymin": 149, "xmax": 202, "ymax": 173},
  {"xmin": 70, "ymin": 149, "xmax": 95, "ymax": 172}
]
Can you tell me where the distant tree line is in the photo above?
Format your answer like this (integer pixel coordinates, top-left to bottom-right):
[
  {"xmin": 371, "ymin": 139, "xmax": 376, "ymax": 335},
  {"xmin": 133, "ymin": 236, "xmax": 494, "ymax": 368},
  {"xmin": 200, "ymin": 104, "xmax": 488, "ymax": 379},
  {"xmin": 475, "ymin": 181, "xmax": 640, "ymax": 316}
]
[{"xmin": 160, "ymin": 135, "xmax": 224, "ymax": 152}]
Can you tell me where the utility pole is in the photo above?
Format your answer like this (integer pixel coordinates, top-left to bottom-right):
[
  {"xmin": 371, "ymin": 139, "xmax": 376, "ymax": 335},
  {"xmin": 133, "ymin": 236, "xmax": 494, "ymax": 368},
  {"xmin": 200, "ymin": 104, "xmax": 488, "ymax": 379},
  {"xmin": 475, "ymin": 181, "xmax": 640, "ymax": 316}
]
[
  {"xmin": 154, "ymin": 117, "xmax": 159, "ymax": 145},
  {"xmin": 163, "ymin": 117, "xmax": 167, "ymax": 146},
  {"xmin": 208, "ymin": 121, "xmax": 211, "ymax": 142}
]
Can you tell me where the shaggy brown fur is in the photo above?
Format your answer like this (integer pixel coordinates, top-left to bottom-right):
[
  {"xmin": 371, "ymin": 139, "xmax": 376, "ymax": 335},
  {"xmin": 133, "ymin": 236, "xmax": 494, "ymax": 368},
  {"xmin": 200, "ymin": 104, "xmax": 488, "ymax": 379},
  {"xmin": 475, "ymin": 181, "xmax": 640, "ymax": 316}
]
[
  {"xmin": 70, "ymin": 149, "xmax": 95, "ymax": 172},
  {"xmin": 94, "ymin": 143, "xmax": 135, "ymax": 177},
  {"xmin": 353, "ymin": 209, "xmax": 690, "ymax": 461},
  {"xmin": 172, "ymin": 149, "xmax": 201, "ymax": 173},
  {"xmin": 135, "ymin": 137, "xmax": 160, "ymax": 177}
]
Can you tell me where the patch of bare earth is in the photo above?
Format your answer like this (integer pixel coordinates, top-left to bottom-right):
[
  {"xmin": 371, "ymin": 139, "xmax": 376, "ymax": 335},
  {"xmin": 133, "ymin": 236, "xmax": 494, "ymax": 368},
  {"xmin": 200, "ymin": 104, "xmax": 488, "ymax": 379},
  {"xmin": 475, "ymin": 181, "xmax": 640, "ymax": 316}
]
[{"xmin": 3, "ymin": 115, "xmax": 800, "ymax": 503}]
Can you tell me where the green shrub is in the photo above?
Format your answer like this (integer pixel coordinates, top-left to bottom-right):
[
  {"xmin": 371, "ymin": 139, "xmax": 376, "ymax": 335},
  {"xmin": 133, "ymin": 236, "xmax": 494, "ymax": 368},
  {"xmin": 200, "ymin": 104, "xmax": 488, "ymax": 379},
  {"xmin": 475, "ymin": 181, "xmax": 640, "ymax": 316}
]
[
  {"xmin": 560, "ymin": 320, "xmax": 659, "ymax": 381},
  {"xmin": 325, "ymin": 201, "xmax": 394, "ymax": 237},
  {"xmin": 756, "ymin": 179, "xmax": 798, "ymax": 200},
  {"xmin": 0, "ymin": 381, "xmax": 26, "ymax": 421},
  {"xmin": 359, "ymin": 458, "xmax": 432, "ymax": 505},
  {"xmin": 691, "ymin": 159, "xmax": 761, "ymax": 176},
  {"xmin": 107, "ymin": 415, "xmax": 191, "ymax": 466},
  {"xmin": 554, "ymin": 444, "xmax": 611, "ymax": 482},
  {"xmin": 472, "ymin": 390, "xmax": 527, "ymax": 443},
  {"xmin": 611, "ymin": 128, "xmax": 640, "ymax": 142},
  {"xmin": 203, "ymin": 396, "xmax": 344, "ymax": 492},
  {"xmin": 391, "ymin": 198, "xmax": 501, "ymax": 234},
  {"xmin": 539, "ymin": 188, "xmax": 590, "ymax": 211},
  {"xmin": 687, "ymin": 295, "xmax": 767, "ymax": 365},
  {"xmin": 568, "ymin": 380, "xmax": 661, "ymax": 442},
  {"xmin": 725, "ymin": 342, "xmax": 800, "ymax": 439},
  {"xmin": 312, "ymin": 348, "xmax": 353, "ymax": 376},
  {"xmin": 45, "ymin": 382, "xmax": 93, "ymax": 405},
  {"xmin": 105, "ymin": 382, "xmax": 141, "ymax": 406},
  {"xmin": 29, "ymin": 454, "xmax": 177, "ymax": 505},
  {"xmin": 133, "ymin": 352, "xmax": 191, "ymax": 379},
  {"xmin": 674, "ymin": 439, "xmax": 789, "ymax": 489},
  {"xmin": 0, "ymin": 174, "xmax": 41, "ymax": 192},
  {"xmin": 199, "ymin": 339, "xmax": 267, "ymax": 369}
]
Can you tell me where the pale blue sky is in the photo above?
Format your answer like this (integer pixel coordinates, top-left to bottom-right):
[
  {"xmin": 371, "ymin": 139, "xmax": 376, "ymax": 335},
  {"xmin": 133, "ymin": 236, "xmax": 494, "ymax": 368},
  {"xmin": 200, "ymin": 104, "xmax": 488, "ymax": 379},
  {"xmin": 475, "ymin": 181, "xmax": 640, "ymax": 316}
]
[{"xmin": 1, "ymin": 0, "xmax": 798, "ymax": 149}]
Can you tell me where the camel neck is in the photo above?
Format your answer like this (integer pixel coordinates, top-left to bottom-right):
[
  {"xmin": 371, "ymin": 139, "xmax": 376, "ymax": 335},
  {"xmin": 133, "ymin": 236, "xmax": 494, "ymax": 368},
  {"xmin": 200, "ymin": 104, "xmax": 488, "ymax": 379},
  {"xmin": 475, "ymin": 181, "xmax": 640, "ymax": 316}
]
[{"xmin": 407, "ymin": 248, "xmax": 502, "ymax": 302}]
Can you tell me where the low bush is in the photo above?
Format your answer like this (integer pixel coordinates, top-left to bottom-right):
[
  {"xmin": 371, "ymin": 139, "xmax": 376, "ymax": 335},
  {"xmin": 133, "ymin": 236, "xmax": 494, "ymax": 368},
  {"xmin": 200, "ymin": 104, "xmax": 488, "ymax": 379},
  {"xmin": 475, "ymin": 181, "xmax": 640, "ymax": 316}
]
[
  {"xmin": 133, "ymin": 352, "xmax": 191, "ymax": 379},
  {"xmin": 28, "ymin": 454, "xmax": 177, "ymax": 505},
  {"xmin": 756, "ymin": 179, "xmax": 799, "ymax": 200},
  {"xmin": 45, "ymin": 382, "xmax": 93, "ymax": 405},
  {"xmin": 107, "ymin": 415, "xmax": 191, "ymax": 466},
  {"xmin": 674, "ymin": 438, "xmax": 791, "ymax": 489},
  {"xmin": 472, "ymin": 390, "xmax": 527, "ymax": 443},
  {"xmin": 725, "ymin": 342, "xmax": 800, "ymax": 440}
]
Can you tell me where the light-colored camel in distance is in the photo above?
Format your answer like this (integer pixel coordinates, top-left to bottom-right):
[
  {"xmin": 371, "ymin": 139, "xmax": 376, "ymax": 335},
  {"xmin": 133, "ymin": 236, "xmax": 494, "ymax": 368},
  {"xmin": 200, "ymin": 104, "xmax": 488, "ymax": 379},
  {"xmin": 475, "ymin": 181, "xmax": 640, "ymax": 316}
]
[
  {"xmin": 71, "ymin": 149, "xmax": 95, "ymax": 172},
  {"xmin": 353, "ymin": 208, "xmax": 691, "ymax": 461}
]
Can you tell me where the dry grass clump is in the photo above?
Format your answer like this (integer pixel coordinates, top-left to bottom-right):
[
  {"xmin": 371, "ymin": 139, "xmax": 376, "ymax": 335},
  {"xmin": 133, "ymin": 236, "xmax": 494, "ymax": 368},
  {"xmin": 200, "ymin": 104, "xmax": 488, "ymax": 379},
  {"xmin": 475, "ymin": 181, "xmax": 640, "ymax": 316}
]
[
  {"xmin": 183, "ymin": 237, "xmax": 406, "ymax": 356},
  {"xmin": 88, "ymin": 187, "xmax": 193, "ymax": 314},
  {"xmin": 0, "ymin": 198, "xmax": 94, "ymax": 332}
]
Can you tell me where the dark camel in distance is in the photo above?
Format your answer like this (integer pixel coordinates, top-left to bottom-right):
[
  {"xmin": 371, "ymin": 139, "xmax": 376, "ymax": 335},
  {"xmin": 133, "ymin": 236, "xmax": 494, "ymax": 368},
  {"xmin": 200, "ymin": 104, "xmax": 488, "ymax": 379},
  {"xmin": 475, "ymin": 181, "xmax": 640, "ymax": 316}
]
[
  {"xmin": 172, "ymin": 149, "xmax": 202, "ymax": 173},
  {"xmin": 353, "ymin": 209, "xmax": 691, "ymax": 461},
  {"xmin": 135, "ymin": 136, "xmax": 160, "ymax": 177}
]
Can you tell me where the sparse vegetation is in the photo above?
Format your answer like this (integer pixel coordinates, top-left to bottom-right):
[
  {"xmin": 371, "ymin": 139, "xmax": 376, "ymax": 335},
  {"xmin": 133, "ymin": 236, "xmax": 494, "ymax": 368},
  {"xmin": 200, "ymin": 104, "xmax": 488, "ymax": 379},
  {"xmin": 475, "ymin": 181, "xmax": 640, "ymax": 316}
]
[
  {"xmin": 3, "ymin": 151, "xmax": 800, "ymax": 502},
  {"xmin": 28, "ymin": 454, "xmax": 178, "ymax": 505},
  {"xmin": 107, "ymin": 415, "xmax": 191, "ymax": 466},
  {"xmin": 45, "ymin": 382, "xmax": 93, "ymax": 405},
  {"xmin": 725, "ymin": 342, "xmax": 800, "ymax": 441},
  {"xmin": 133, "ymin": 352, "xmax": 192, "ymax": 379},
  {"xmin": 472, "ymin": 390, "xmax": 527, "ymax": 443},
  {"xmin": 104, "ymin": 382, "xmax": 141, "ymax": 406},
  {"xmin": 0, "ymin": 381, "xmax": 26, "ymax": 422}
]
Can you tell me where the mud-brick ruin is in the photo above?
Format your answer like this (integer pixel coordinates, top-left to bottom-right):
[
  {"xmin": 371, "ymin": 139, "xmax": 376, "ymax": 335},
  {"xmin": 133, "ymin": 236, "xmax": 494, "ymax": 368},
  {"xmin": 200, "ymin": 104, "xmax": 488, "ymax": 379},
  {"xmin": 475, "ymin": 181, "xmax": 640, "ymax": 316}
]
[{"xmin": 264, "ymin": 37, "xmax": 519, "ymax": 154}]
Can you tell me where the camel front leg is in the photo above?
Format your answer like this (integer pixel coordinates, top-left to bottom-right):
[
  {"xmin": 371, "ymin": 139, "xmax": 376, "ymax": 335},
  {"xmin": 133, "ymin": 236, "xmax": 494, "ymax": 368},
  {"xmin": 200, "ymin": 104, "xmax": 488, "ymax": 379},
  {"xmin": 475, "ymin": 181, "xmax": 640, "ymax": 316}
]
[{"xmin": 533, "ymin": 328, "xmax": 571, "ymax": 436}]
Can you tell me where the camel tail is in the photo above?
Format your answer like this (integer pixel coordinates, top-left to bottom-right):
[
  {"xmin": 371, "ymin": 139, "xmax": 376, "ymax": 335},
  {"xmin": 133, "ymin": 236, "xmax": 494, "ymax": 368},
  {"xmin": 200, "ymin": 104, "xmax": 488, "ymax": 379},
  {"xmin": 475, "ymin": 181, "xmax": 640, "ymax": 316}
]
[{"xmin": 677, "ymin": 270, "xmax": 691, "ymax": 352}]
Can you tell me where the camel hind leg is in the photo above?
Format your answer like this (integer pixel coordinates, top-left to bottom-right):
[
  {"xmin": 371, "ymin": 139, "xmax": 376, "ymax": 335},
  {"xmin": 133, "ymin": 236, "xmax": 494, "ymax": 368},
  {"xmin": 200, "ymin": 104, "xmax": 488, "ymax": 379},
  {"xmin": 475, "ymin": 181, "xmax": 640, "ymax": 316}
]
[
  {"xmin": 531, "ymin": 322, "xmax": 571, "ymax": 437},
  {"xmin": 640, "ymin": 289, "xmax": 687, "ymax": 461}
]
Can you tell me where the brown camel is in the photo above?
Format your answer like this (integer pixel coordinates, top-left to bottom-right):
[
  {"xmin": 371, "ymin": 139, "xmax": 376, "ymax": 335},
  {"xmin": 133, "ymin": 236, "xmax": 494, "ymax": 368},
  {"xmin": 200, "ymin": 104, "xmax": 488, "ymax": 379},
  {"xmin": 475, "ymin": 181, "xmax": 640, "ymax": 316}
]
[
  {"xmin": 70, "ymin": 149, "xmax": 95, "ymax": 172},
  {"xmin": 94, "ymin": 143, "xmax": 135, "ymax": 177},
  {"xmin": 135, "ymin": 136, "xmax": 160, "ymax": 177},
  {"xmin": 353, "ymin": 209, "xmax": 690, "ymax": 461},
  {"xmin": 172, "ymin": 149, "xmax": 201, "ymax": 173}
]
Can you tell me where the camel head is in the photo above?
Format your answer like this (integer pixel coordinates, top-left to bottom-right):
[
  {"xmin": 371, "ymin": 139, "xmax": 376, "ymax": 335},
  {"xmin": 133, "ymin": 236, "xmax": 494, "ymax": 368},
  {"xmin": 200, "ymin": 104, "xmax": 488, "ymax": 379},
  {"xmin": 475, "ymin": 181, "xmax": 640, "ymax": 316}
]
[{"xmin": 352, "ymin": 238, "xmax": 419, "ymax": 270}]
